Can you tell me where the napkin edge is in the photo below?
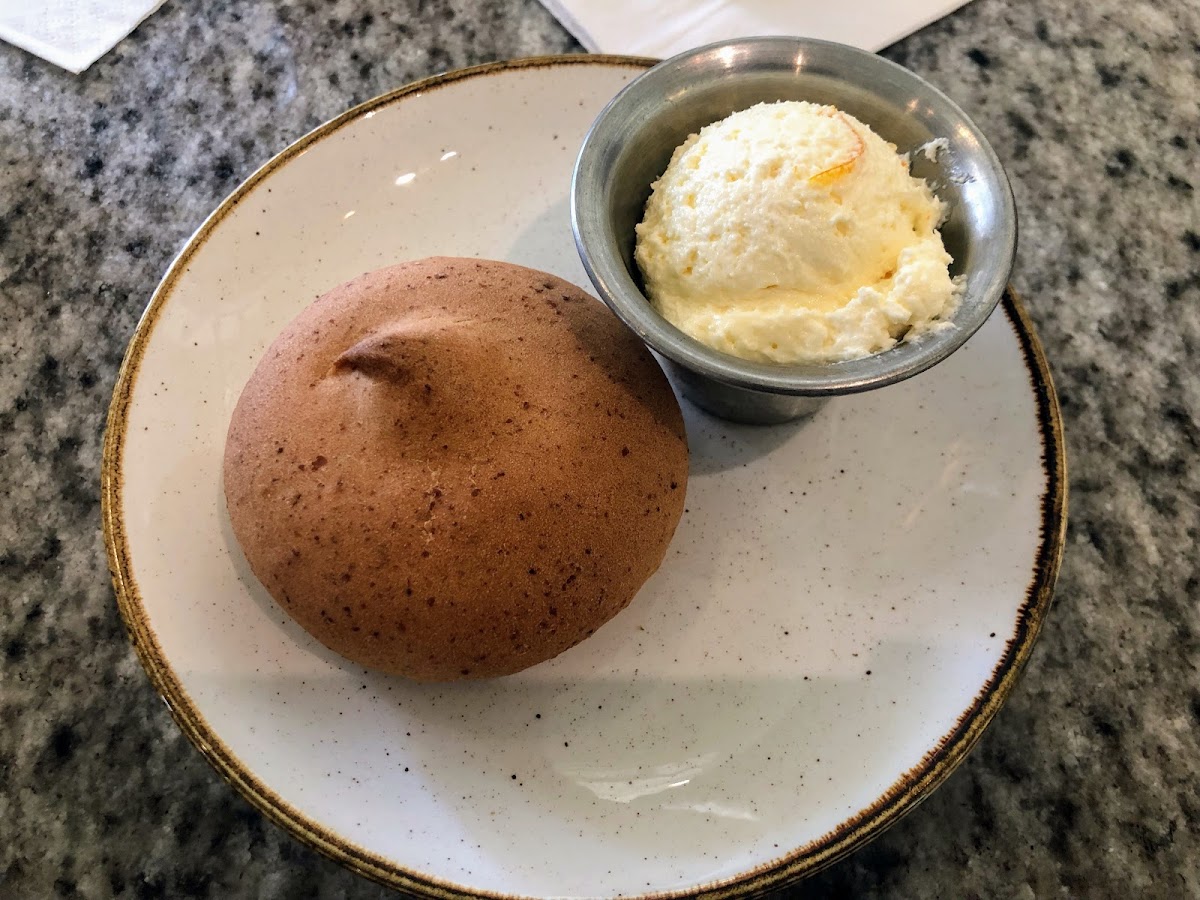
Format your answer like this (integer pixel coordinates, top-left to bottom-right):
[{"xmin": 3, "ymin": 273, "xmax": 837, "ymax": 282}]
[
  {"xmin": 538, "ymin": 0, "xmax": 600, "ymax": 52},
  {"xmin": 0, "ymin": 23, "xmax": 93, "ymax": 73},
  {"xmin": 536, "ymin": 0, "xmax": 977, "ymax": 57},
  {"xmin": 0, "ymin": 0, "xmax": 169, "ymax": 74},
  {"xmin": 872, "ymin": 0, "xmax": 975, "ymax": 52}
]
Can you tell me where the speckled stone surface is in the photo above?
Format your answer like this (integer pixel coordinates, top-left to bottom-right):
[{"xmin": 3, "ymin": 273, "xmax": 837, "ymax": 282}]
[{"xmin": 1, "ymin": 0, "xmax": 1197, "ymax": 897}]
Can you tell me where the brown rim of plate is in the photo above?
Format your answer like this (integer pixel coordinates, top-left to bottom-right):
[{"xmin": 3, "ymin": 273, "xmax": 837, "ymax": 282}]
[{"xmin": 100, "ymin": 54, "xmax": 1068, "ymax": 900}]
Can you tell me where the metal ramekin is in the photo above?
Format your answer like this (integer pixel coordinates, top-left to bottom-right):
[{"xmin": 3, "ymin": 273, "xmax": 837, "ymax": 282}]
[{"xmin": 572, "ymin": 37, "xmax": 1017, "ymax": 424}]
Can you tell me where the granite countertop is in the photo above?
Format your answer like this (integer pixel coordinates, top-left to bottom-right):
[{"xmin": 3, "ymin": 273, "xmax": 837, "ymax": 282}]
[{"xmin": 2, "ymin": 0, "xmax": 1197, "ymax": 897}]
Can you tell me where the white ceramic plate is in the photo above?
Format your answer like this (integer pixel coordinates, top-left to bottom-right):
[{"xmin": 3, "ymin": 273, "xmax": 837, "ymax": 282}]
[{"xmin": 103, "ymin": 57, "xmax": 1066, "ymax": 898}]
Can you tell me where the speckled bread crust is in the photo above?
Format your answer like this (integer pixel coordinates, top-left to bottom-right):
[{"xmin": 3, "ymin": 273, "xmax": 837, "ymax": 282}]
[{"xmin": 223, "ymin": 257, "xmax": 689, "ymax": 681}]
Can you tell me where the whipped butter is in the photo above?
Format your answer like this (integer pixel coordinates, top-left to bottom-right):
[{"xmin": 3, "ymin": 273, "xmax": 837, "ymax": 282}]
[{"xmin": 634, "ymin": 101, "xmax": 958, "ymax": 364}]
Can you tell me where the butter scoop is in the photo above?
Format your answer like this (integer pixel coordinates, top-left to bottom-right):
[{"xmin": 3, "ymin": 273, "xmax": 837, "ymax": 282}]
[{"xmin": 634, "ymin": 100, "xmax": 958, "ymax": 365}]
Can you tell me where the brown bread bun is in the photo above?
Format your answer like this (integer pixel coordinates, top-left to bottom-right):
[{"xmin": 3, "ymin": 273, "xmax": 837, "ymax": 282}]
[{"xmin": 223, "ymin": 257, "xmax": 688, "ymax": 680}]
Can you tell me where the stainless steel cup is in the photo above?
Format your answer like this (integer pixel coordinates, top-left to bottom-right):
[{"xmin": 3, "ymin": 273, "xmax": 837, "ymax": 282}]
[{"xmin": 572, "ymin": 37, "xmax": 1017, "ymax": 425}]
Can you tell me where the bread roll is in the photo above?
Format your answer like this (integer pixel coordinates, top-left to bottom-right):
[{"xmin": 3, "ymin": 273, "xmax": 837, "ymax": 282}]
[{"xmin": 223, "ymin": 257, "xmax": 688, "ymax": 680}]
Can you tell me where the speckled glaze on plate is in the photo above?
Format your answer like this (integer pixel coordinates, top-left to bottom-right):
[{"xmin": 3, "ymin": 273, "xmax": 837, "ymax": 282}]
[{"xmin": 102, "ymin": 57, "xmax": 1066, "ymax": 899}]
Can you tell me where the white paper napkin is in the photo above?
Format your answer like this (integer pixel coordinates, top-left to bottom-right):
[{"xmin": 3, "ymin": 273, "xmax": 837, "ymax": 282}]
[
  {"xmin": 0, "ymin": 0, "xmax": 167, "ymax": 74},
  {"xmin": 539, "ymin": 0, "xmax": 974, "ymax": 57}
]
